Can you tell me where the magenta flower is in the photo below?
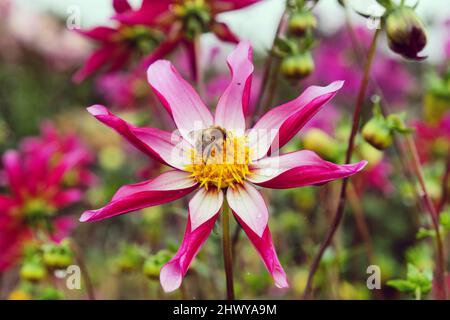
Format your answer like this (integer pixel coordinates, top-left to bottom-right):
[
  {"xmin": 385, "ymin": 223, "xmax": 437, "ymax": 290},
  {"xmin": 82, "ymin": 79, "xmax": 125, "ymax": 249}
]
[
  {"xmin": 74, "ymin": 0, "xmax": 165, "ymax": 82},
  {"xmin": 413, "ymin": 112, "xmax": 450, "ymax": 163},
  {"xmin": 81, "ymin": 41, "xmax": 367, "ymax": 292},
  {"xmin": 113, "ymin": 0, "xmax": 261, "ymax": 79},
  {"xmin": 0, "ymin": 146, "xmax": 85, "ymax": 271}
]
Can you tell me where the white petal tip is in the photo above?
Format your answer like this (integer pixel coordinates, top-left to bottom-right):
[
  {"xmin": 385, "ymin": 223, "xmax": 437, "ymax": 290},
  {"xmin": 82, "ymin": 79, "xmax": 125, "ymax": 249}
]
[
  {"xmin": 79, "ymin": 211, "xmax": 95, "ymax": 222},
  {"xmin": 160, "ymin": 263, "xmax": 182, "ymax": 293},
  {"xmin": 147, "ymin": 60, "xmax": 171, "ymax": 79},
  {"xmin": 87, "ymin": 105, "xmax": 107, "ymax": 116},
  {"xmin": 273, "ymin": 270, "xmax": 289, "ymax": 289}
]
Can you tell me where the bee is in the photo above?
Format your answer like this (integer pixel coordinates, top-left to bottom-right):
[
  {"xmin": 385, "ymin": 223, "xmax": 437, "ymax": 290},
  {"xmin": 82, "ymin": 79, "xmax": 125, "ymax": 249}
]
[{"xmin": 190, "ymin": 126, "xmax": 227, "ymax": 164}]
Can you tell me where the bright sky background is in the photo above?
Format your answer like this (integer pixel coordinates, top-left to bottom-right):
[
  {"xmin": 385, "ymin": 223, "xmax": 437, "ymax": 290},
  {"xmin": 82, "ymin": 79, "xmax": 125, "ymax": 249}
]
[{"xmin": 12, "ymin": 0, "xmax": 450, "ymax": 62}]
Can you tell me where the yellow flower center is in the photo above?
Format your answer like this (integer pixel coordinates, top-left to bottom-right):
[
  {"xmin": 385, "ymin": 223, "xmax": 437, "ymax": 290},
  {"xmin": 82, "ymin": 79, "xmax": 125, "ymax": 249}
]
[{"xmin": 186, "ymin": 127, "xmax": 250, "ymax": 190}]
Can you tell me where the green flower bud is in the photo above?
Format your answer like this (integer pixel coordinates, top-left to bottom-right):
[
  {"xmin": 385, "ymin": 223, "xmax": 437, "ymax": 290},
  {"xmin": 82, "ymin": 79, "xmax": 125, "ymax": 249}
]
[
  {"xmin": 143, "ymin": 250, "xmax": 171, "ymax": 279},
  {"xmin": 115, "ymin": 243, "xmax": 146, "ymax": 273},
  {"xmin": 303, "ymin": 128, "xmax": 340, "ymax": 161},
  {"xmin": 20, "ymin": 261, "xmax": 47, "ymax": 282},
  {"xmin": 288, "ymin": 11, "xmax": 317, "ymax": 37},
  {"xmin": 42, "ymin": 241, "xmax": 73, "ymax": 270},
  {"xmin": 385, "ymin": 6, "xmax": 427, "ymax": 60},
  {"xmin": 280, "ymin": 52, "xmax": 314, "ymax": 80},
  {"xmin": 362, "ymin": 117, "xmax": 393, "ymax": 150}
]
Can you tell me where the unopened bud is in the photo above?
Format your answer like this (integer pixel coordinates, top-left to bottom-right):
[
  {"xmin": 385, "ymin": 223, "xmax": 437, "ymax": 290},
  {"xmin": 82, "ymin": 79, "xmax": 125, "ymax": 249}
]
[
  {"xmin": 42, "ymin": 241, "xmax": 73, "ymax": 270},
  {"xmin": 288, "ymin": 11, "xmax": 317, "ymax": 37},
  {"xmin": 385, "ymin": 6, "xmax": 427, "ymax": 60},
  {"xmin": 143, "ymin": 250, "xmax": 171, "ymax": 279},
  {"xmin": 362, "ymin": 117, "xmax": 393, "ymax": 150},
  {"xmin": 281, "ymin": 52, "xmax": 314, "ymax": 80},
  {"xmin": 20, "ymin": 261, "xmax": 47, "ymax": 282},
  {"xmin": 303, "ymin": 128, "xmax": 340, "ymax": 161}
]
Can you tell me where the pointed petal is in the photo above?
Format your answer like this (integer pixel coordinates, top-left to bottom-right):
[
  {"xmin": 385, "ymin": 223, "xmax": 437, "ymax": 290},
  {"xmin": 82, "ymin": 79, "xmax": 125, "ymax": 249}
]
[
  {"xmin": 235, "ymin": 216, "xmax": 288, "ymax": 288},
  {"xmin": 214, "ymin": 41, "xmax": 253, "ymax": 133},
  {"xmin": 80, "ymin": 170, "xmax": 197, "ymax": 222},
  {"xmin": 189, "ymin": 188, "xmax": 223, "ymax": 231},
  {"xmin": 212, "ymin": 0, "xmax": 261, "ymax": 13},
  {"xmin": 51, "ymin": 189, "xmax": 82, "ymax": 208},
  {"xmin": 226, "ymin": 182, "xmax": 268, "ymax": 237},
  {"xmin": 113, "ymin": 0, "xmax": 132, "ymax": 13},
  {"xmin": 75, "ymin": 26, "xmax": 117, "ymax": 41},
  {"xmin": 3, "ymin": 150, "xmax": 23, "ymax": 197},
  {"xmin": 248, "ymin": 81, "xmax": 344, "ymax": 160},
  {"xmin": 160, "ymin": 213, "xmax": 218, "ymax": 292},
  {"xmin": 211, "ymin": 22, "xmax": 240, "ymax": 43},
  {"xmin": 87, "ymin": 105, "xmax": 190, "ymax": 170},
  {"xmin": 73, "ymin": 46, "xmax": 117, "ymax": 83},
  {"xmin": 138, "ymin": 38, "xmax": 180, "ymax": 70},
  {"xmin": 249, "ymin": 150, "xmax": 368, "ymax": 188},
  {"xmin": 113, "ymin": 0, "xmax": 170, "ymax": 25},
  {"xmin": 51, "ymin": 217, "xmax": 77, "ymax": 243},
  {"xmin": 147, "ymin": 60, "xmax": 213, "ymax": 142}
]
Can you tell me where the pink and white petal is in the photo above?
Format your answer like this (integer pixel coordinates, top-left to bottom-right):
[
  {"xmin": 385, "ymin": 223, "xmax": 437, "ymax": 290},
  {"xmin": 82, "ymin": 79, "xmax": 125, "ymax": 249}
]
[
  {"xmin": 87, "ymin": 105, "xmax": 190, "ymax": 170},
  {"xmin": 113, "ymin": 0, "xmax": 132, "ymax": 13},
  {"xmin": 214, "ymin": 41, "xmax": 253, "ymax": 133},
  {"xmin": 160, "ymin": 214, "xmax": 218, "ymax": 292},
  {"xmin": 189, "ymin": 188, "xmax": 224, "ymax": 231},
  {"xmin": 226, "ymin": 182, "xmax": 268, "ymax": 237},
  {"xmin": 147, "ymin": 60, "xmax": 213, "ymax": 142},
  {"xmin": 236, "ymin": 216, "xmax": 288, "ymax": 289},
  {"xmin": 3, "ymin": 150, "xmax": 23, "ymax": 197},
  {"xmin": 247, "ymin": 81, "xmax": 344, "ymax": 160},
  {"xmin": 211, "ymin": 22, "xmax": 240, "ymax": 43},
  {"xmin": 249, "ymin": 150, "xmax": 368, "ymax": 188},
  {"xmin": 80, "ymin": 170, "xmax": 197, "ymax": 222},
  {"xmin": 73, "ymin": 46, "xmax": 117, "ymax": 83}
]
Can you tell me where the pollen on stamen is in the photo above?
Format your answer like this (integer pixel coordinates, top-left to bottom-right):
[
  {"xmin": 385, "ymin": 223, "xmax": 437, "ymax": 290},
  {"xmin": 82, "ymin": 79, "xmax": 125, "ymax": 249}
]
[{"xmin": 185, "ymin": 132, "xmax": 251, "ymax": 190}]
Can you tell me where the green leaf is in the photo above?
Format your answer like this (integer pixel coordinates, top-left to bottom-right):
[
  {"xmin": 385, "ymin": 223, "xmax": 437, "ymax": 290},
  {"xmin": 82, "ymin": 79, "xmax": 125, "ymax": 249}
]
[{"xmin": 386, "ymin": 279, "xmax": 416, "ymax": 292}]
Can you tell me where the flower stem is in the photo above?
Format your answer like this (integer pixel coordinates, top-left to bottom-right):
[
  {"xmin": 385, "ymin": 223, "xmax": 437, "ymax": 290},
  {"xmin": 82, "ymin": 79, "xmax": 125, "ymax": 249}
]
[
  {"xmin": 437, "ymin": 152, "xmax": 450, "ymax": 214},
  {"xmin": 406, "ymin": 135, "xmax": 447, "ymax": 300},
  {"xmin": 192, "ymin": 33, "xmax": 204, "ymax": 97},
  {"xmin": 302, "ymin": 28, "xmax": 381, "ymax": 299},
  {"xmin": 70, "ymin": 242, "xmax": 96, "ymax": 300},
  {"xmin": 222, "ymin": 202, "xmax": 235, "ymax": 300},
  {"xmin": 255, "ymin": 8, "xmax": 288, "ymax": 118},
  {"xmin": 415, "ymin": 287, "xmax": 422, "ymax": 300}
]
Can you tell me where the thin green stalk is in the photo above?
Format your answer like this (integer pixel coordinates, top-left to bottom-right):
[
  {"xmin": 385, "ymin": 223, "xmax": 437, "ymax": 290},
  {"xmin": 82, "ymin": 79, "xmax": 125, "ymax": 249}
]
[
  {"xmin": 255, "ymin": 7, "xmax": 288, "ymax": 118},
  {"xmin": 70, "ymin": 242, "xmax": 96, "ymax": 300},
  {"xmin": 406, "ymin": 135, "xmax": 447, "ymax": 300},
  {"xmin": 222, "ymin": 202, "xmax": 235, "ymax": 300},
  {"xmin": 302, "ymin": 29, "xmax": 381, "ymax": 299}
]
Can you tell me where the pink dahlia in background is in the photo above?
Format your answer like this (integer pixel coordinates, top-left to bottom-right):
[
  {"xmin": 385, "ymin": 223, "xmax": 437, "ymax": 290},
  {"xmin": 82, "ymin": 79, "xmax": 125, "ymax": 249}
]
[
  {"xmin": 20, "ymin": 122, "xmax": 96, "ymax": 187},
  {"xmin": 413, "ymin": 112, "xmax": 450, "ymax": 163},
  {"xmin": 0, "ymin": 144, "xmax": 88, "ymax": 271},
  {"xmin": 74, "ymin": 0, "xmax": 165, "ymax": 82},
  {"xmin": 113, "ymin": 0, "xmax": 261, "ymax": 80},
  {"xmin": 81, "ymin": 41, "xmax": 367, "ymax": 292}
]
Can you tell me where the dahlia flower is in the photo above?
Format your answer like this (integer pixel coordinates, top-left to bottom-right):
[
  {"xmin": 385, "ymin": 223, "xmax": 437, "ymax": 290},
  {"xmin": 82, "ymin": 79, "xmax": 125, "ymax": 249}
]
[
  {"xmin": 81, "ymin": 41, "xmax": 367, "ymax": 292},
  {"xmin": 74, "ymin": 0, "xmax": 165, "ymax": 82},
  {"xmin": 113, "ymin": 0, "xmax": 261, "ymax": 79}
]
